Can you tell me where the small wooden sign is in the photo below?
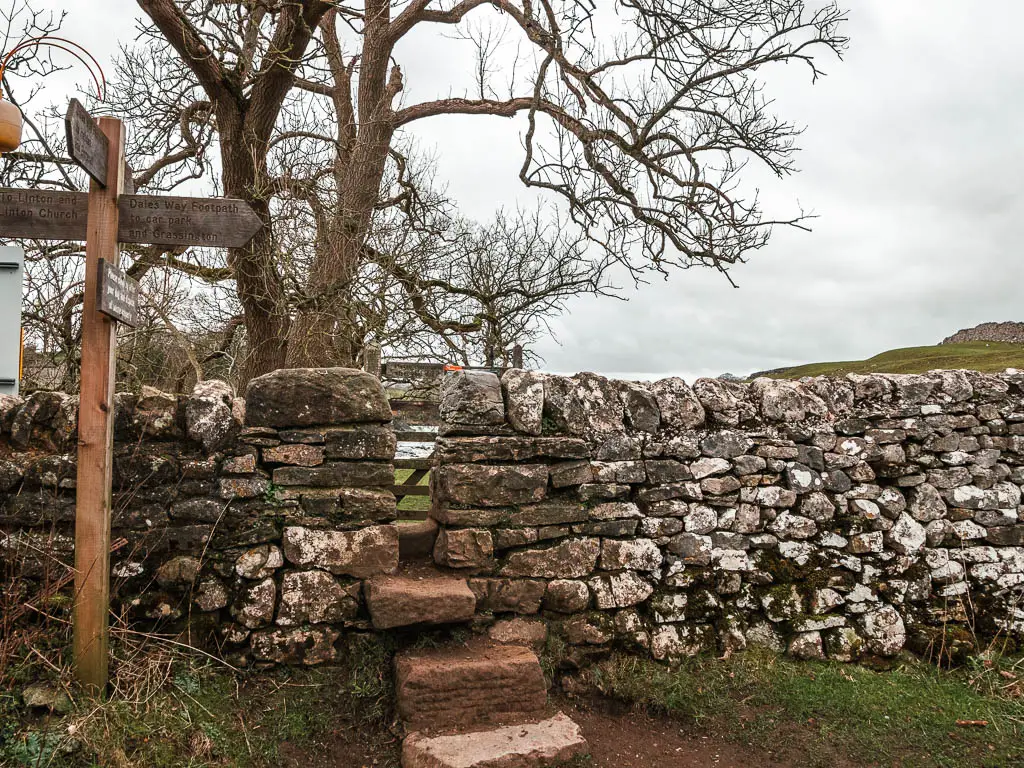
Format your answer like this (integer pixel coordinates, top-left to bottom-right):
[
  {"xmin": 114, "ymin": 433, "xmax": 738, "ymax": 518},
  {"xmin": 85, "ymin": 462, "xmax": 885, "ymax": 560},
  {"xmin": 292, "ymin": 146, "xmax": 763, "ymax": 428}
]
[
  {"xmin": 65, "ymin": 99, "xmax": 109, "ymax": 188},
  {"xmin": 0, "ymin": 188, "xmax": 262, "ymax": 247},
  {"xmin": 65, "ymin": 101, "xmax": 137, "ymax": 193},
  {"xmin": 96, "ymin": 258, "xmax": 140, "ymax": 327}
]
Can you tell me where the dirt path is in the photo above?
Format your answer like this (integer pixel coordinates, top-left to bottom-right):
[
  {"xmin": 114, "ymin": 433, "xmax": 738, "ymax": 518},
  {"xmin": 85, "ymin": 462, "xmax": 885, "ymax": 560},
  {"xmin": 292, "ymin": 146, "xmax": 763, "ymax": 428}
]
[{"xmin": 564, "ymin": 703, "xmax": 790, "ymax": 768}]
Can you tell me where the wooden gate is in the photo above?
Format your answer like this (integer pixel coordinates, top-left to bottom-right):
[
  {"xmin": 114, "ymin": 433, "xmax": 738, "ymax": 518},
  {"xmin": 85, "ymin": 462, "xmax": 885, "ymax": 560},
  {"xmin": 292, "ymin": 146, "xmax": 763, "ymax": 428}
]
[
  {"xmin": 389, "ymin": 402, "xmax": 438, "ymax": 520},
  {"xmin": 374, "ymin": 353, "xmax": 522, "ymax": 520},
  {"xmin": 391, "ymin": 429, "xmax": 434, "ymax": 521}
]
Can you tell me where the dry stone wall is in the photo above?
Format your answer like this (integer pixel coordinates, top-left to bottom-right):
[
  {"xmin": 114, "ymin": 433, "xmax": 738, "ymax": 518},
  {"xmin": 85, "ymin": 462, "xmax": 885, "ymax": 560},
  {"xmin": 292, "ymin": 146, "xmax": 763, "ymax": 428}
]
[
  {"xmin": 0, "ymin": 369, "xmax": 400, "ymax": 666},
  {"xmin": 6, "ymin": 364, "xmax": 1024, "ymax": 670},
  {"xmin": 433, "ymin": 368, "xmax": 1024, "ymax": 663}
]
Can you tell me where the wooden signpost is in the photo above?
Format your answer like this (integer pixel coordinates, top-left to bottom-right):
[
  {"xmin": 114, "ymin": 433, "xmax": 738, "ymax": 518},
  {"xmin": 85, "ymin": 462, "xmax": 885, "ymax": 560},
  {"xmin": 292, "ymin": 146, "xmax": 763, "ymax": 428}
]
[{"xmin": 0, "ymin": 99, "xmax": 263, "ymax": 694}]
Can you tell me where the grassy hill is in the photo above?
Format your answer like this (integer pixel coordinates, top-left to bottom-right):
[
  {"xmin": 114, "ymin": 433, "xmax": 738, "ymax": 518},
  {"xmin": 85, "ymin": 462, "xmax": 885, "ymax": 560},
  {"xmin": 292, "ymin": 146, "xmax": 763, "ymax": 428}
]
[{"xmin": 767, "ymin": 341, "xmax": 1024, "ymax": 379}]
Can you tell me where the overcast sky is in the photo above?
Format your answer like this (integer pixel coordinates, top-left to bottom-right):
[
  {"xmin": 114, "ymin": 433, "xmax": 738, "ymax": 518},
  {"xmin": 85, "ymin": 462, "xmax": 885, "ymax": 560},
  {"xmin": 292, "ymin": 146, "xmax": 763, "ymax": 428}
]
[{"xmin": 19, "ymin": 0, "xmax": 1024, "ymax": 381}]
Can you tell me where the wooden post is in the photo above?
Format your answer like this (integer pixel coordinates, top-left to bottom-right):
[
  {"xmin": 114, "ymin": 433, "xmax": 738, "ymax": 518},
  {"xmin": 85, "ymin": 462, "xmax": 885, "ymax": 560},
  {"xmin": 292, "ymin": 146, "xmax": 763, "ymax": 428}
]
[
  {"xmin": 73, "ymin": 116, "xmax": 125, "ymax": 694},
  {"xmin": 364, "ymin": 343, "xmax": 382, "ymax": 379},
  {"xmin": 512, "ymin": 344, "xmax": 524, "ymax": 370}
]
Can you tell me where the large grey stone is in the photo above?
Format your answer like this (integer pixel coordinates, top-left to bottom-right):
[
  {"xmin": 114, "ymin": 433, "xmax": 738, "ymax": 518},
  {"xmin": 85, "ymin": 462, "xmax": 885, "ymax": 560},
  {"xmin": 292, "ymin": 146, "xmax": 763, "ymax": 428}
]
[
  {"xmin": 230, "ymin": 577, "xmax": 276, "ymax": 629},
  {"xmin": 469, "ymin": 578, "xmax": 546, "ymax": 614},
  {"xmin": 574, "ymin": 372, "xmax": 627, "ymax": 437},
  {"xmin": 435, "ymin": 463, "xmax": 548, "ymax": 506},
  {"xmin": 276, "ymin": 570, "xmax": 359, "ymax": 625},
  {"xmin": 155, "ymin": 555, "xmax": 201, "ymax": 587},
  {"xmin": 618, "ymin": 381, "xmax": 661, "ymax": 433},
  {"xmin": 250, "ymin": 626, "xmax": 339, "ymax": 665},
  {"xmin": 186, "ymin": 379, "xmax": 237, "ymax": 451},
  {"xmin": 441, "ymin": 370, "xmax": 505, "ymax": 426},
  {"xmin": 887, "ymin": 513, "xmax": 926, "ymax": 555},
  {"xmin": 501, "ymin": 538, "xmax": 600, "ymax": 579},
  {"xmin": 651, "ymin": 623, "xmax": 714, "ymax": 659},
  {"xmin": 692, "ymin": 378, "xmax": 755, "ymax": 426},
  {"xmin": 322, "ymin": 424, "xmax": 396, "ymax": 460},
  {"xmin": 860, "ymin": 604, "xmax": 906, "ymax": 656},
  {"xmin": 908, "ymin": 483, "xmax": 948, "ymax": 522},
  {"xmin": 134, "ymin": 386, "xmax": 181, "ymax": 438},
  {"xmin": 544, "ymin": 580, "xmax": 591, "ymax": 613},
  {"xmin": 589, "ymin": 572, "xmax": 654, "ymax": 608},
  {"xmin": 502, "ymin": 369, "xmax": 545, "ymax": 434},
  {"xmin": 282, "ymin": 525, "xmax": 398, "ymax": 577},
  {"xmin": 651, "ymin": 378, "xmax": 706, "ymax": 430},
  {"xmin": 543, "ymin": 375, "xmax": 587, "ymax": 435},
  {"xmin": 245, "ymin": 368, "xmax": 391, "ymax": 428},
  {"xmin": 751, "ymin": 378, "xmax": 827, "ymax": 422},
  {"xmin": 700, "ymin": 431, "xmax": 753, "ymax": 459},
  {"xmin": 235, "ymin": 544, "xmax": 284, "ymax": 579},
  {"xmin": 436, "ymin": 436, "xmax": 589, "ymax": 463},
  {"xmin": 21, "ymin": 683, "xmax": 72, "ymax": 714},
  {"xmin": 599, "ymin": 538, "xmax": 662, "ymax": 572},
  {"xmin": 272, "ymin": 461, "xmax": 394, "ymax": 487}
]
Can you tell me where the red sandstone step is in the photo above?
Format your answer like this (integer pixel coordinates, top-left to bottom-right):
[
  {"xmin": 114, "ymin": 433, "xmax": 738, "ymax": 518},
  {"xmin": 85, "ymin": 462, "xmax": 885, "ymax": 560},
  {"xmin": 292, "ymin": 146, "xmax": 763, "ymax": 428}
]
[
  {"xmin": 365, "ymin": 564, "xmax": 475, "ymax": 629},
  {"xmin": 396, "ymin": 641, "xmax": 548, "ymax": 731},
  {"xmin": 401, "ymin": 712, "xmax": 588, "ymax": 768},
  {"xmin": 395, "ymin": 519, "xmax": 440, "ymax": 560}
]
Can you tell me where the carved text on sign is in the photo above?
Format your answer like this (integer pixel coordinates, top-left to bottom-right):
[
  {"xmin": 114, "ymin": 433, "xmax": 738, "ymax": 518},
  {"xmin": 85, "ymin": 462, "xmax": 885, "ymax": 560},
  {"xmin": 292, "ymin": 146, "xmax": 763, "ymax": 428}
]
[
  {"xmin": 96, "ymin": 259, "xmax": 140, "ymax": 327},
  {"xmin": 0, "ymin": 189, "xmax": 86, "ymax": 240},
  {"xmin": 119, "ymin": 195, "xmax": 258, "ymax": 247},
  {"xmin": 0, "ymin": 189, "xmax": 262, "ymax": 248}
]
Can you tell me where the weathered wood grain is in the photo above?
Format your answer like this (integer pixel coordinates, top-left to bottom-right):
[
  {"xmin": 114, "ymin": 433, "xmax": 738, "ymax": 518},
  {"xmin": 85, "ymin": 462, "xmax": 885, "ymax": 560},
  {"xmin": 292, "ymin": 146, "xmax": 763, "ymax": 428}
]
[
  {"xmin": 73, "ymin": 115, "xmax": 125, "ymax": 695},
  {"xmin": 0, "ymin": 188, "xmax": 88, "ymax": 240},
  {"xmin": 65, "ymin": 98, "xmax": 109, "ymax": 188},
  {"xmin": 118, "ymin": 194, "xmax": 263, "ymax": 247},
  {"xmin": 0, "ymin": 189, "xmax": 262, "ymax": 247},
  {"xmin": 96, "ymin": 258, "xmax": 140, "ymax": 327}
]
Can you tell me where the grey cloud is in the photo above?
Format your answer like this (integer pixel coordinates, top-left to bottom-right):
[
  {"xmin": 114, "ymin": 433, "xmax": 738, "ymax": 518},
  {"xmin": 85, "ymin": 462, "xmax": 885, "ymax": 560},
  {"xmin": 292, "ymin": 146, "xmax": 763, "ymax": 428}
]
[{"xmin": 34, "ymin": 0, "xmax": 1024, "ymax": 380}]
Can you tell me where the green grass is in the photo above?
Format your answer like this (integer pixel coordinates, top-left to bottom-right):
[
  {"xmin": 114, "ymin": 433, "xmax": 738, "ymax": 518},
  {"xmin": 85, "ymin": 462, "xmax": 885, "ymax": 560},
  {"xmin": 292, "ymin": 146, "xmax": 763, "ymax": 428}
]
[
  {"xmin": 768, "ymin": 341, "xmax": 1024, "ymax": 379},
  {"xmin": 394, "ymin": 467, "xmax": 431, "ymax": 515},
  {"xmin": 585, "ymin": 650, "xmax": 1024, "ymax": 768}
]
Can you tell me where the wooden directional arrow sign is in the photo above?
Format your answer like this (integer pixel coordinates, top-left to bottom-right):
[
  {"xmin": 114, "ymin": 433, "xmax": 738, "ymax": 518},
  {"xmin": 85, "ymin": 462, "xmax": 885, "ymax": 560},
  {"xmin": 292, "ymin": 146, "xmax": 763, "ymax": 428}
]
[
  {"xmin": 0, "ymin": 188, "xmax": 262, "ymax": 247},
  {"xmin": 0, "ymin": 188, "xmax": 86, "ymax": 240},
  {"xmin": 65, "ymin": 100, "xmax": 134, "ymax": 192},
  {"xmin": 118, "ymin": 194, "xmax": 262, "ymax": 247},
  {"xmin": 65, "ymin": 99, "xmax": 109, "ymax": 188}
]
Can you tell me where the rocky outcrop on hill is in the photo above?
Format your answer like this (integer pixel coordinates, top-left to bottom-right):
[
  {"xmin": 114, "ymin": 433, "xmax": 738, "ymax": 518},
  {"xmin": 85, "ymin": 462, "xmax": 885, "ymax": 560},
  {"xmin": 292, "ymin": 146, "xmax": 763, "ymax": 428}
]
[{"xmin": 942, "ymin": 322, "xmax": 1024, "ymax": 345}]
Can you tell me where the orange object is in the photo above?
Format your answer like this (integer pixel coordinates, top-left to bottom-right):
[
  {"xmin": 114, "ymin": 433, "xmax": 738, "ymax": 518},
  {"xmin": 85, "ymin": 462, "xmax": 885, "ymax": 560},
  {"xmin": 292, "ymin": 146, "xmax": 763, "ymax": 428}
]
[
  {"xmin": 0, "ymin": 99, "xmax": 22, "ymax": 153},
  {"xmin": 443, "ymin": 364, "xmax": 464, "ymax": 372}
]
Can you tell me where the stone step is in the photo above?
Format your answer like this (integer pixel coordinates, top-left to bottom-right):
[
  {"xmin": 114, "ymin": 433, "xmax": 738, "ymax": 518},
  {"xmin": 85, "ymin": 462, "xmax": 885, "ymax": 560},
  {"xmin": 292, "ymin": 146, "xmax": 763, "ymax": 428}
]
[
  {"xmin": 402, "ymin": 713, "xmax": 588, "ymax": 768},
  {"xmin": 365, "ymin": 564, "xmax": 475, "ymax": 629},
  {"xmin": 396, "ymin": 641, "xmax": 548, "ymax": 731},
  {"xmin": 395, "ymin": 518, "xmax": 440, "ymax": 560}
]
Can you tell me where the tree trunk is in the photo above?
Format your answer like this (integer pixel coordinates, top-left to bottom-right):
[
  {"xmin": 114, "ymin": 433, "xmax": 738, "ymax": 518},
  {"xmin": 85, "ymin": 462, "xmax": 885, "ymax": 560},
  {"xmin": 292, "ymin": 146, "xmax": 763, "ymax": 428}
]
[
  {"xmin": 220, "ymin": 111, "xmax": 290, "ymax": 385},
  {"xmin": 285, "ymin": 227, "xmax": 363, "ymax": 368}
]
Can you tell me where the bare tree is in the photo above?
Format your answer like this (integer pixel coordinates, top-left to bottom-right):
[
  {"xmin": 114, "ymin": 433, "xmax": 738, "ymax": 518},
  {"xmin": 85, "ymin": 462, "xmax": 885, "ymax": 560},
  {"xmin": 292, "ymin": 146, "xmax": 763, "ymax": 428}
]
[
  {"xmin": 133, "ymin": 0, "xmax": 847, "ymax": 380},
  {"xmin": 5, "ymin": 1, "xmax": 847, "ymax": 386},
  {"xmin": 136, "ymin": 0, "xmax": 335, "ymax": 381},
  {"xmin": 0, "ymin": 1, "xmax": 226, "ymax": 392}
]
